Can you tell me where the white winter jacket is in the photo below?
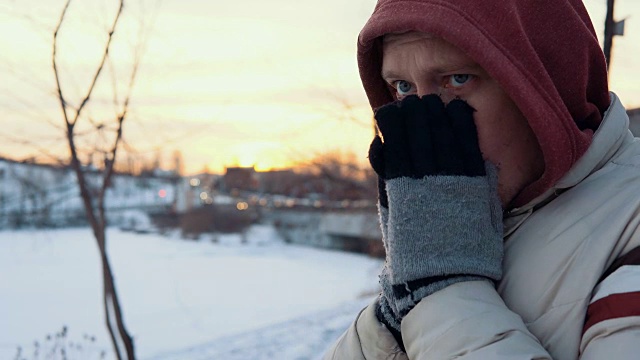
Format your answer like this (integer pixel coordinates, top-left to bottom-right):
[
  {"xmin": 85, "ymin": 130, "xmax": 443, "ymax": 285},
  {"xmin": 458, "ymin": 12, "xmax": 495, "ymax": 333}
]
[{"xmin": 324, "ymin": 93, "xmax": 640, "ymax": 359}]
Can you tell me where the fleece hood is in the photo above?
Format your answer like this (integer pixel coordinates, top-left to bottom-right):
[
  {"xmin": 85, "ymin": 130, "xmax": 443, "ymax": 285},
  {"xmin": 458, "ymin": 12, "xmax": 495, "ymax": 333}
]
[{"xmin": 358, "ymin": 0, "xmax": 610, "ymax": 207}]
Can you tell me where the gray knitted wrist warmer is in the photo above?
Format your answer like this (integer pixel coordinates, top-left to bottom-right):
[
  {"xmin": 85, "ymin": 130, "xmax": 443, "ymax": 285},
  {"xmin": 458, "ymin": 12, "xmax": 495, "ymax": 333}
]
[
  {"xmin": 378, "ymin": 203, "xmax": 389, "ymax": 241},
  {"xmin": 377, "ymin": 163, "xmax": 503, "ymax": 325}
]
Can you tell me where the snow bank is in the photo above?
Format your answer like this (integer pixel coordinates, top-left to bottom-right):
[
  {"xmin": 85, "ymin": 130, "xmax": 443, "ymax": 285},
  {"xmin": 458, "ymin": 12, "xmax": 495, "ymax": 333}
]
[{"xmin": 0, "ymin": 225, "xmax": 381, "ymax": 359}]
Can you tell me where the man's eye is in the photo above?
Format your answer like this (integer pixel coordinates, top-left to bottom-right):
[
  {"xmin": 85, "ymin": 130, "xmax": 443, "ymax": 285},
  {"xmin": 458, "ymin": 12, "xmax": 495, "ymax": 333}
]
[
  {"xmin": 395, "ymin": 80, "xmax": 414, "ymax": 95},
  {"xmin": 448, "ymin": 74, "xmax": 472, "ymax": 87}
]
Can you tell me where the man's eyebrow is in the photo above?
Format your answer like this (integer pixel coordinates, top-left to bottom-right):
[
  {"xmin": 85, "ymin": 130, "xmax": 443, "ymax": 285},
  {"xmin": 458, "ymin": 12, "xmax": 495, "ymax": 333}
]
[
  {"xmin": 381, "ymin": 69, "xmax": 402, "ymax": 81},
  {"xmin": 381, "ymin": 61, "xmax": 483, "ymax": 80}
]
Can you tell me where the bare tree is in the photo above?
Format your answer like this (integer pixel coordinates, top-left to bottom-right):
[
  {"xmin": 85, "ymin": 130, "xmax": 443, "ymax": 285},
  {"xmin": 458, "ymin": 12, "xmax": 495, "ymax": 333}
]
[
  {"xmin": 52, "ymin": 0, "xmax": 141, "ymax": 358},
  {"xmin": 297, "ymin": 151, "xmax": 377, "ymax": 202}
]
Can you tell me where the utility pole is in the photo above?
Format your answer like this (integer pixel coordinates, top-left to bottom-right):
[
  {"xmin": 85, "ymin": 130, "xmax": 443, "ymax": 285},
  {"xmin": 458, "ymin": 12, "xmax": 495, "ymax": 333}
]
[{"xmin": 603, "ymin": 0, "xmax": 626, "ymax": 71}]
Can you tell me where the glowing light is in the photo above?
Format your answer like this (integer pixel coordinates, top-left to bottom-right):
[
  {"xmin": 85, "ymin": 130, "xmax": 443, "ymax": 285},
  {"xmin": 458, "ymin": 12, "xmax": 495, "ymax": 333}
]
[
  {"xmin": 158, "ymin": 189, "xmax": 167, "ymax": 198},
  {"xmin": 200, "ymin": 192, "xmax": 208, "ymax": 200},
  {"xmin": 190, "ymin": 178, "xmax": 201, "ymax": 187},
  {"xmin": 236, "ymin": 201, "xmax": 249, "ymax": 211}
]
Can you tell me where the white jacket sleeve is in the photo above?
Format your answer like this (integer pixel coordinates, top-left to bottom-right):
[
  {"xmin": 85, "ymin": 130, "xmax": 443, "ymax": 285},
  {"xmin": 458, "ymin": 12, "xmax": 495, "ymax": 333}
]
[
  {"xmin": 323, "ymin": 297, "xmax": 408, "ymax": 360},
  {"xmin": 580, "ymin": 316, "xmax": 640, "ymax": 359},
  {"xmin": 326, "ymin": 280, "xmax": 640, "ymax": 359},
  {"xmin": 579, "ymin": 263, "xmax": 640, "ymax": 359},
  {"xmin": 401, "ymin": 281, "xmax": 552, "ymax": 359},
  {"xmin": 325, "ymin": 281, "xmax": 552, "ymax": 359}
]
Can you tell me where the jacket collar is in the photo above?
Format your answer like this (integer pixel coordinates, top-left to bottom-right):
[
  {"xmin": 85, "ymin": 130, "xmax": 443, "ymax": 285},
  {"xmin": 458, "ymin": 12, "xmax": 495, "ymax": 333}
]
[{"xmin": 504, "ymin": 92, "xmax": 632, "ymax": 236}]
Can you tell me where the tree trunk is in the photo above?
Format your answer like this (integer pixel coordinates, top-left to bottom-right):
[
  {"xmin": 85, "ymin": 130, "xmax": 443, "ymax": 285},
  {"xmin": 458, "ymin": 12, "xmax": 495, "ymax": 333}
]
[
  {"xmin": 52, "ymin": 1, "xmax": 141, "ymax": 357},
  {"xmin": 96, "ymin": 227, "xmax": 135, "ymax": 360}
]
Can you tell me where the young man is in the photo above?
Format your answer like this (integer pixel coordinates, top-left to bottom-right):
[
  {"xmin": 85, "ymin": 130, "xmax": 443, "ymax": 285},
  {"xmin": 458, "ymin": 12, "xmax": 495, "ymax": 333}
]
[{"xmin": 325, "ymin": 0, "xmax": 640, "ymax": 359}]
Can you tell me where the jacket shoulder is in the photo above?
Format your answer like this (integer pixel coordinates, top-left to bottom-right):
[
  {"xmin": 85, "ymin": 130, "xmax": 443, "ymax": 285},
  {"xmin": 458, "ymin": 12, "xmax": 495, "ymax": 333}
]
[{"xmin": 323, "ymin": 298, "xmax": 407, "ymax": 360}]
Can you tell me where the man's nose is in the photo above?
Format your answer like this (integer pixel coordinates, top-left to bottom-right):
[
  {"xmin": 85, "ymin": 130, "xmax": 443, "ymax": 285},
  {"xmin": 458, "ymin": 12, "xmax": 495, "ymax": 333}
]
[
  {"xmin": 416, "ymin": 83, "xmax": 439, "ymax": 98},
  {"xmin": 416, "ymin": 84, "xmax": 455, "ymax": 104}
]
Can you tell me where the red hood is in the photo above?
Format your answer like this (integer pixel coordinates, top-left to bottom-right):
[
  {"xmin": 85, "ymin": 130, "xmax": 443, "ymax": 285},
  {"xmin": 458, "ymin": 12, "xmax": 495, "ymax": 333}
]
[{"xmin": 358, "ymin": 0, "xmax": 610, "ymax": 207}]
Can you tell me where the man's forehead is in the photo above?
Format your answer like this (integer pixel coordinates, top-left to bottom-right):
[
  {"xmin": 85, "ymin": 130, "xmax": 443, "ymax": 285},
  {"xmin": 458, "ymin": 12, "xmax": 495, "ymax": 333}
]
[
  {"xmin": 381, "ymin": 32, "xmax": 481, "ymax": 75},
  {"xmin": 383, "ymin": 31, "xmax": 436, "ymax": 46}
]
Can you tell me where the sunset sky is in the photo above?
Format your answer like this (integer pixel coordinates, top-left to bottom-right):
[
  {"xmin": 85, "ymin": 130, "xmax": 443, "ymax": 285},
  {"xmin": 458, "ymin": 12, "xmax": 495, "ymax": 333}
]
[{"xmin": 1, "ymin": 0, "xmax": 639, "ymax": 174}]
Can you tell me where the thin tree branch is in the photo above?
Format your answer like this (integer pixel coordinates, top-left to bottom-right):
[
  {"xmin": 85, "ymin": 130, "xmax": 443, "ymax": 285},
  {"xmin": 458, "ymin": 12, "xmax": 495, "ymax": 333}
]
[
  {"xmin": 71, "ymin": 0, "xmax": 124, "ymax": 126},
  {"xmin": 98, "ymin": 19, "xmax": 142, "ymax": 216},
  {"xmin": 52, "ymin": 0, "xmax": 72, "ymax": 127}
]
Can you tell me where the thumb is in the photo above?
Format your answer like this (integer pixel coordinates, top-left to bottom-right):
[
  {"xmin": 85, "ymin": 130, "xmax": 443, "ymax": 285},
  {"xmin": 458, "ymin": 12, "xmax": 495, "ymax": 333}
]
[{"xmin": 368, "ymin": 135, "xmax": 385, "ymax": 177}]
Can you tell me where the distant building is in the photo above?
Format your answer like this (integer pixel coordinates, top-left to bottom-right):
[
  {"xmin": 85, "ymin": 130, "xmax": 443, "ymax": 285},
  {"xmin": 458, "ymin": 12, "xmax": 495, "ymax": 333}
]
[
  {"xmin": 0, "ymin": 157, "xmax": 177, "ymax": 229},
  {"xmin": 178, "ymin": 172, "xmax": 222, "ymax": 211},
  {"xmin": 223, "ymin": 166, "xmax": 258, "ymax": 193},
  {"xmin": 257, "ymin": 169, "xmax": 298, "ymax": 195}
]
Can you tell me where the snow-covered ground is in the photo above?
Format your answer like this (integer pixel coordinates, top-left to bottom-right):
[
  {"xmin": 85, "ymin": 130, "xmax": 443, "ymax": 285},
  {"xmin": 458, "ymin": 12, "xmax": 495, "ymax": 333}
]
[{"xmin": 0, "ymin": 226, "xmax": 382, "ymax": 359}]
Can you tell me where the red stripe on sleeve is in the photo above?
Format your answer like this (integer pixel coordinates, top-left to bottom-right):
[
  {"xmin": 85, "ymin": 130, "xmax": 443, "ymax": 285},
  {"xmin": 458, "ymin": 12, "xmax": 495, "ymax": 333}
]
[{"xmin": 583, "ymin": 291, "xmax": 640, "ymax": 334}]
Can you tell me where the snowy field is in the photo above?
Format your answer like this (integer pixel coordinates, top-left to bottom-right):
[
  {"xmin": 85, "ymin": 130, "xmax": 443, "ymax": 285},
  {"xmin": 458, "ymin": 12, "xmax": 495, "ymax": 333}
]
[{"xmin": 0, "ymin": 226, "xmax": 382, "ymax": 359}]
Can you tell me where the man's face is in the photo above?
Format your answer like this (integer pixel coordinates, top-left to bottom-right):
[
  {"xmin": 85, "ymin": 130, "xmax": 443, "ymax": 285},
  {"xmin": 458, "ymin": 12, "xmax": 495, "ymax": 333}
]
[{"xmin": 381, "ymin": 32, "xmax": 544, "ymax": 208}]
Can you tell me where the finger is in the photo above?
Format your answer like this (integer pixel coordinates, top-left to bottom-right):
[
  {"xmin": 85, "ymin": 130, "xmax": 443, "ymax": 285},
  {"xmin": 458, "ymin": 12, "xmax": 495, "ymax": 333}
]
[
  {"xmin": 423, "ymin": 95, "xmax": 464, "ymax": 175},
  {"xmin": 374, "ymin": 101, "xmax": 401, "ymax": 141},
  {"xmin": 368, "ymin": 135, "xmax": 386, "ymax": 177},
  {"xmin": 402, "ymin": 95, "xmax": 435, "ymax": 178},
  {"xmin": 447, "ymin": 99, "xmax": 485, "ymax": 176},
  {"xmin": 375, "ymin": 102, "xmax": 410, "ymax": 178}
]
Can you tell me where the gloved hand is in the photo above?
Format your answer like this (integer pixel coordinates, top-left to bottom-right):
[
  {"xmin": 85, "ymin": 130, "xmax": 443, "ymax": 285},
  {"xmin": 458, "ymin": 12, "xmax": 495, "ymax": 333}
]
[{"xmin": 368, "ymin": 94, "xmax": 504, "ymax": 348}]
